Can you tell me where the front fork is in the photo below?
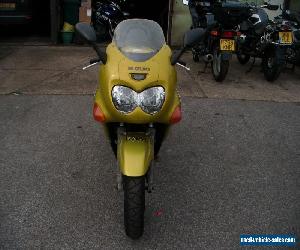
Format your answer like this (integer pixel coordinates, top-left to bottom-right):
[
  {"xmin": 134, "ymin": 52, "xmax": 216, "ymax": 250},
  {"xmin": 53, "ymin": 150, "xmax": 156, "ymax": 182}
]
[{"xmin": 145, "ymin": 125, "xmax": 155, "ymax": 193}]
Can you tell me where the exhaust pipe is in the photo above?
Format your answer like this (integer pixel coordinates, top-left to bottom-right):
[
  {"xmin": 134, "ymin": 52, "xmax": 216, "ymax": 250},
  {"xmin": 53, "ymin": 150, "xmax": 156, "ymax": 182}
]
[{"xmin": 204, "ymin": 54, "xmax": 213, "ymax": 62}]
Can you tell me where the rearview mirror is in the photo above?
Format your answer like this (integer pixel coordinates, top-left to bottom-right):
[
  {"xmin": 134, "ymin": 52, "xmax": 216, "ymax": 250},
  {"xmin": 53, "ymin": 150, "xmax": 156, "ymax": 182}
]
[
  {"xmin": 183, "ymin": 28, "xmax": 205, "ymax": 48},
  {"xmin": 171, "ymin": 28, "xmax": 205, "ymax": 65},
  {"xmin": 75, "ymin": 22, "xmax": 107, "ymax": 64},
  {"xmin": 75, "ymin": 23, "xmax": 97, "ymax": 43}
]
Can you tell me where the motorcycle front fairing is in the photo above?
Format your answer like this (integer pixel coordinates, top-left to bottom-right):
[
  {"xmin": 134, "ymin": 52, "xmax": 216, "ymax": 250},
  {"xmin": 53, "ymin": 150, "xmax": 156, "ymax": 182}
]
[
  {"xmin": 94, "ymin": 19, "xmax": 180, "ymax": 125},
  {"xmin": 94, "ymin": 19, "xmax": 181, "ymax": 176}
]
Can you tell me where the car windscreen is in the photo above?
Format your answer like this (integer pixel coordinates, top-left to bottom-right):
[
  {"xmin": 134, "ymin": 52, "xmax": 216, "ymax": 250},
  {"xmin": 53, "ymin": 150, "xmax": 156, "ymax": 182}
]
[{"xmin": 113, "ymin": 19, "xmax": 166, "ymax": 62}]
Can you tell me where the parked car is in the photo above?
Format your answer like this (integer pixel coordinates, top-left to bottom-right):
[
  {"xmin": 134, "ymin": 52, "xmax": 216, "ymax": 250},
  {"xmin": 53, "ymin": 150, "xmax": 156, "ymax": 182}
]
[{"xmin": 0, "ymin": 0, "xmax": 33, "ymax": 25}]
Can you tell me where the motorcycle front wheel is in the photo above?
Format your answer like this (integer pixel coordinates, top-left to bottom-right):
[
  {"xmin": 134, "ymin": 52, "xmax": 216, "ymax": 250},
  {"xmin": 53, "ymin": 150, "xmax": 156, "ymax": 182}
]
[
  {"xmin": 211, "ymin": 46, "xmax": 229, "ymax": 82},
  {"xmin": 123, "ymin": 175, "xmax": 145, "ymax": 239},
  {"xmin": 262, "ymin": 49, "xmax": 282, "ymax": 82}
]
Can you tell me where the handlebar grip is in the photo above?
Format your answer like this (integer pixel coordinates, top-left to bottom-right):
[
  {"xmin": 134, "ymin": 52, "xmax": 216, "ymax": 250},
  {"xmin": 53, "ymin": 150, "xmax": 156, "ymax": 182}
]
[{"xmin": 90, "ymin": 58, "xmax": 101, "ymax": 64}]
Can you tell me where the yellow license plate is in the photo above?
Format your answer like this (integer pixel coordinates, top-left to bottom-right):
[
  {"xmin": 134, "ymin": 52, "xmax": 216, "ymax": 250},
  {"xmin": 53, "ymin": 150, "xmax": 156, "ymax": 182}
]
[
  {"xmin": 279, "ymin": 32, "xmax": 293, "ymax": 44},
  {"xmin": 0, "ymin": 3, "xmax": 16, "ymax": 10},
  {"xmin": 220, "ymin": 39, "xmax": 235, "ymax": 51}
]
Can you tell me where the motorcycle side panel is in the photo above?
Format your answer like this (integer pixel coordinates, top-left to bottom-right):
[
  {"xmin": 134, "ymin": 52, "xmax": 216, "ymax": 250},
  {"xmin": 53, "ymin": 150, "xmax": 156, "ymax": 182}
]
[{"xmin": 118, "ymin": 133, "xmax": 154, "ymax": 177}]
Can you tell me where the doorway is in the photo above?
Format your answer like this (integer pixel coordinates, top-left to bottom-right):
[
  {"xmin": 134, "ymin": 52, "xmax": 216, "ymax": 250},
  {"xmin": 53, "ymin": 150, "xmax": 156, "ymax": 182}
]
[{"xmin": 0, "ymin": 0, "xmax": 51, "ymax": 44}]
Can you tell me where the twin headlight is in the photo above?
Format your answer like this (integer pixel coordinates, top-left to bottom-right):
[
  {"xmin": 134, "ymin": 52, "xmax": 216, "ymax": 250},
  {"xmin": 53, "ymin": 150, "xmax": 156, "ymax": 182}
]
[{"xmin": 112, "ymin": 86, "xmax": 165, "ymax": 114}]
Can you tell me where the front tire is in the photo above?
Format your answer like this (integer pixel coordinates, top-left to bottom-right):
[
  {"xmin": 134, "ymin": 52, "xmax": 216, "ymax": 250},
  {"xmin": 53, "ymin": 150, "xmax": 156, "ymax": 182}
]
[
  {"xmin": 211, "ymin": 45, "xmax": 229, "ymax": 82},
  {"xmin": 262, "ymin": 48, "xmax": 282, "ymax": 82},
  {"xmin": 123, "ymin": 175, "xmax": 145, "ymax": 239}
]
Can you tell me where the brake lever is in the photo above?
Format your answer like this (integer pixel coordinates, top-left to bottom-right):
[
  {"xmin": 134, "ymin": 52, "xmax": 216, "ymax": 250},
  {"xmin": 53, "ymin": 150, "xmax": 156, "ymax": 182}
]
[
  {"xmin": 83, "ymin": 62, "xmax": 99, "ymax": 70},
  {"xmin": 82, "ymin": 58, "xmax": 102, "ymax": 70},
  {"xmin": 176, "ymin": 62, "xmax": 190, "ymax": 71}
]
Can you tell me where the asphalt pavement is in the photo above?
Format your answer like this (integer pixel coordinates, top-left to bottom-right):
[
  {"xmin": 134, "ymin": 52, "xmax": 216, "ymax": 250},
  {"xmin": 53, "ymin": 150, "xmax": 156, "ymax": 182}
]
[{"xmin": 0, "ymin": 95, "xmax": 299, "ymax": 249}]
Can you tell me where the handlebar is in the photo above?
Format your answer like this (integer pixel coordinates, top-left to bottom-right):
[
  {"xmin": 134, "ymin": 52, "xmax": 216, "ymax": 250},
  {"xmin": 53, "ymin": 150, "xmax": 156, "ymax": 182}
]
[{"xmin": 91, "ymin": 42, "xmax": 107, "ymax": 64}]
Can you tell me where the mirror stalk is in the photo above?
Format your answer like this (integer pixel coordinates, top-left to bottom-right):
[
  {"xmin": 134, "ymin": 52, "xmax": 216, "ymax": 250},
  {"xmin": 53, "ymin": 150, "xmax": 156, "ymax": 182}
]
[
  {"xmin": 171, "ymin": 49, "xmax": 186, "ymax": 65},
  {"xmin": 75, "ymin": 23, "xmax": 107, "ymax": 64},
  {"xmin": 91, "ymin": 42, "xmax": 107, "ymax": 64}
]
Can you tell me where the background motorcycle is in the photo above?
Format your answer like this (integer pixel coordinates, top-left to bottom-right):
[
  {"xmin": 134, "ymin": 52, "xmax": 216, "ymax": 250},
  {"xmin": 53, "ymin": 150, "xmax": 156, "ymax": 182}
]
[
  {"xmin": 93, "ymin": 0, "xmax": 129, "ymax": 39},
  {"xmin": 274, "ymin": 7, "xmax": 300, "ymax": 68},
  {"xmin": 192, "ymin": 0, "xmax": 250, "ymax": 82},
  {"xmin": 236, "ymin": 2, "xmax": 292, "ymax": 82}
]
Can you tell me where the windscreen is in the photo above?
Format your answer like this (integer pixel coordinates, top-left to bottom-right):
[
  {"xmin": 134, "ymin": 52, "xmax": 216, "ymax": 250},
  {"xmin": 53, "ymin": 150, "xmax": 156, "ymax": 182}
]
[{"xmin": 113, "ymin": 19, "xmax": 166, "ymax": 62}]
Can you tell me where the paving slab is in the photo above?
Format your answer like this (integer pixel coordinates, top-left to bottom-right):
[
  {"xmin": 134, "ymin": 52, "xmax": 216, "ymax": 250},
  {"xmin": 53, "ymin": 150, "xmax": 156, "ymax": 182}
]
[
  {"xmin": 0, "ymin": 46, "xmax": 98, "ymax": 95},
  {"xmin": 181, "ymin": 52, "xmax": 300, "ymax": 102},
  {"xmin": 0, "ymin": 46, "xmax": 300, "ymax": 102}
]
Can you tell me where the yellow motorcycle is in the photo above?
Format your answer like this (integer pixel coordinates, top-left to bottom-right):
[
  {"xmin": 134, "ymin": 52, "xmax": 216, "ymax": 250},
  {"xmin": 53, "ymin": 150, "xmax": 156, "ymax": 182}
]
[{"xmin": 76, "ymin": 19, "xmax": 204, "ymax": 239}]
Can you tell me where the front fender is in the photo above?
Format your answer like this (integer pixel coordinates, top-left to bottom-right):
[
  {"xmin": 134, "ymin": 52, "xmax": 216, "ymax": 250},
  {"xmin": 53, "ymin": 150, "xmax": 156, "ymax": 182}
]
[{"xmin": 117, "ymin": 133, "xmax": 154, "ymax": 177}]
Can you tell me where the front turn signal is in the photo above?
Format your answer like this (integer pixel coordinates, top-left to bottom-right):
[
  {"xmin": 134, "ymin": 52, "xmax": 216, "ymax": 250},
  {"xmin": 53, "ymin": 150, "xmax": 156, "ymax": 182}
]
[
  {"xmin": 93, "ymin": 103, "xmax": 106, "ymax": 122},
  {"xmin": 170, "ymin": 106, "xmax": 182, "ymax": 124}
]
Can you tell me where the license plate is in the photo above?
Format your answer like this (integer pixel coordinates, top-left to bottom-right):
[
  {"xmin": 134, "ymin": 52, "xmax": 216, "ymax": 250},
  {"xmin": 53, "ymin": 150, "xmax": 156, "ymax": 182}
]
[
  {"xmin": 220, "ymin": 39, "xmax": 235, "ymax": 51},
  {"xmin": 279, "ymin": 32, "xmax": 293, "ymax": 44},
  {"xmin": 0, "ymin": 3, "xmax": 16, "ymax": 10}
]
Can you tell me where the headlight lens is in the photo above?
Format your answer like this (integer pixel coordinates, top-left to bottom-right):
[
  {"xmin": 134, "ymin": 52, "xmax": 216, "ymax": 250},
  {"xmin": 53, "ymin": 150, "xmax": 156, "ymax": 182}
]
[
  {"xmin": 111, "ymin": 86, "xmax": 138, "ymax": 113},
  {"xmin": 139, "ymin": 87, "xmax": 165, "ymax": 114},
  {"xmin": 111, "ymin": 86, "xmax": 165, "ymax": 114}
]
